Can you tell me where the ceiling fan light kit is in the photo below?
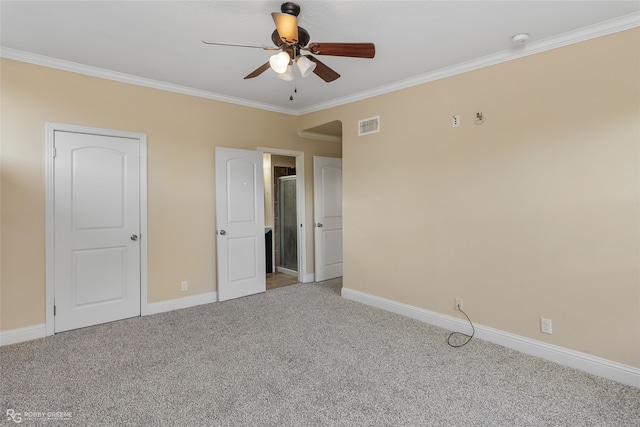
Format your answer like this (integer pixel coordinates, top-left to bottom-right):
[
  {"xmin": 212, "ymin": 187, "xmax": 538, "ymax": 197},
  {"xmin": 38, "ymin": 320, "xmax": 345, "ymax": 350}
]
[
  {"xmin": 277, "ymin": 65, "xmax": 294, "ymax": 81},
  {"xmin": 269, "ymin": 51, "xmax": 291, "ymax": 74},
  {"xmin": 296, "ymin": 55, "xmax": 316, "ymax": 77},
  {"xmin": 203, "ymin": 1, "xmax": 375, "ymax": 98}
]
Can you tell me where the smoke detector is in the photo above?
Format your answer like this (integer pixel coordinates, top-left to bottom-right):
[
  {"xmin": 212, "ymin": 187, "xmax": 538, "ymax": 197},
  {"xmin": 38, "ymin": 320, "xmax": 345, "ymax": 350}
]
[{"xmin": 511, "ymin": 33, "xmax": 529, "ymax": 44}]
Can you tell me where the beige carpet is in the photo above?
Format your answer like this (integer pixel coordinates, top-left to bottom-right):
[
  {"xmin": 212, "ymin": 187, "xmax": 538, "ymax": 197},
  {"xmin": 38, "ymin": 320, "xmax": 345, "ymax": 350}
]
[{"xmin": 2, "ymin": 278, "xmax": 639, "ymax": 426}]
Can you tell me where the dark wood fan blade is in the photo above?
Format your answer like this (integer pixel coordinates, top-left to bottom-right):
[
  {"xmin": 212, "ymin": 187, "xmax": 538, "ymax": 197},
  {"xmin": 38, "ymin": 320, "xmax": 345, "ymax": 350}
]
[
  {"xmin": 202, "ymin": 41, "xmax": 278, "ymax": 50},
  {"xmin": 306, "ymin": 56, "xmax": 340, "ymax": 82},
  {"xmin": 305, "ymin": 42, "xmax": 375, "ymax": 58},
  {"xmin": 244, "ymin": 62, "xmax": 271, "ymax": 79},
  {"xmin": 271, "ymin": 12, "xmax": 298, "ymax": 43}
]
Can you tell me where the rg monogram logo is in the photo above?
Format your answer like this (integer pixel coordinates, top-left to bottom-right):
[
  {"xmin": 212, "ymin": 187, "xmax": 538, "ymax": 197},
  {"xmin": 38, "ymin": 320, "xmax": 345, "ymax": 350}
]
[{"xmin": 6, "ymin": 409, "xmax": 22, "ymax": 423}]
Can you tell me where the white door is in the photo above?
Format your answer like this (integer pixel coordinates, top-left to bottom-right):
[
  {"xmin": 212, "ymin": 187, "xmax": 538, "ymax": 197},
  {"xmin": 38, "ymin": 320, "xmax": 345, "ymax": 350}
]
[
  {"xmin": 215, "ymin": 147, "xmax": 266, "ymax": 301},
  {"xmin": 54, "ymin": 131, "xmax": 141, "ymax": 332},
  {"xmin": 314, "ymin": 156, "xmax": 343, "ymax": 281}
]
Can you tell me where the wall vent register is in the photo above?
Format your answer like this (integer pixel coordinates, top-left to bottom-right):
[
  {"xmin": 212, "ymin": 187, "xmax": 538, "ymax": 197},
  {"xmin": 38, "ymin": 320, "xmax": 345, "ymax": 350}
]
[{"xmin": 358, "ymin": 116, "xmax": 380, "ymax": 136}]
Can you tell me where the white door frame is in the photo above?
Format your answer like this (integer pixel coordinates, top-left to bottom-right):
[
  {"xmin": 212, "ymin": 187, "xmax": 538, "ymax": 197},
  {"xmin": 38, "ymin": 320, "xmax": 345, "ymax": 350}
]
[
  {"xmin": 45, "ymin": 123, "xmax": 148, "ymax": 336},
  {"xmin": 258, "ymin": 147, "xmax": 308, "ymax": 283}
]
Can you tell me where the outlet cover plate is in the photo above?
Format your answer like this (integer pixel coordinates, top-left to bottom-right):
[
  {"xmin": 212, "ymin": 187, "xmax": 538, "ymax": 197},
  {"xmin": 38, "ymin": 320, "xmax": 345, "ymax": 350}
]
[{"xmin": 541, "ymin": 317, "xmax": 552, "ymax": 334}]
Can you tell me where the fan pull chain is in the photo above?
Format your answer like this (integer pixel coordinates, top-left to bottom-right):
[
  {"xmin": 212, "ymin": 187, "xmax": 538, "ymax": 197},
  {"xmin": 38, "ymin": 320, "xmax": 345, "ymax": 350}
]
[
  {"xmin": 289, "ymin": 71, "xmax": 298, "ymax": 101},
  {"xmin": 289, "ymin": 76, "xmax": 293, "ymax": 100}
]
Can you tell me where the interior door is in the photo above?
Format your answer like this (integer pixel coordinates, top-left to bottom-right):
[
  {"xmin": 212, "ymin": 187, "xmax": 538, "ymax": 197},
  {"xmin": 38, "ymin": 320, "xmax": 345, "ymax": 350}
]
[
  {"xmin": 215, "ymin": 147, "xmax": 266, "ymax": 301},
  {"xmin": 314, "ymin": 156, "xmax": 343, "ymax": 281},
  {"xmin": 54, "ymin": 131, "xmax": 141, "ymax": 332}
]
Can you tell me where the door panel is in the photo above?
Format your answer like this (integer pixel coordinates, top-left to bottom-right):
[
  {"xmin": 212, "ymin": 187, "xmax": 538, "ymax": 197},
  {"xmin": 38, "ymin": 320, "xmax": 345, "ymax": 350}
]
[
  {"xmin": 54, "ymin": 131, "xmax": 141, "ymax": 332},
  {"xmin": 229, "ymin": 236, "xmax": 258, "ymax": 281},
  {"xmin": 73, "ymin": 247, "xmax": 127, "ymax": 305},
  {"xmin": 322, "ymin": 229, "xmax": 343, "ymax": 266},
  {"xmin": 216, "ymin": 147, "xmax": 266, "ymax": 301},
  {"xmin": 228, "ymin": 158, "xmax": 258, "ymax": 222},
  {"xmin": 314, "ymin": 157, "xmax": 343, "ymax": 281},
  {"xmin": 72, "ymin": 148, "xmax": 125, "ymax": 229}
]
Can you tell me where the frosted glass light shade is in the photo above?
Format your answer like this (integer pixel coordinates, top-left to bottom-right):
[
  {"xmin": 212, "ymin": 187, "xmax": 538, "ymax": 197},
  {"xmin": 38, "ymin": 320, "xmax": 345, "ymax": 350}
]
[
  {"xmin": 269, "ymin": 52, "xmax": 290, "ymax": 74},
  {"xmin": 296, "ymin": 56, "xmax": 316, "ymax": 78},
  {"xmin": 277, "ymin": 65, "xmax": 294, "ymax": 81}
]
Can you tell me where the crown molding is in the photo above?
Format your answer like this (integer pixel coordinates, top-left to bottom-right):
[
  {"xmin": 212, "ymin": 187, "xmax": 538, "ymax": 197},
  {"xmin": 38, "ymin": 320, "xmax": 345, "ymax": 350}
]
[
  {"xmin": 297, "ymin": 130, "xmax": 342, "ymax": 142},
  {"xmin": 0, "ymin": 47, "xmax": 299, "ymax": 116},
  {"xmin": 2, "ymin": 11, "xmax": 638, "ymax": 116},
  {"xmin": 296, "ymin": 11, "xmax": 640, "ymax": 115}
]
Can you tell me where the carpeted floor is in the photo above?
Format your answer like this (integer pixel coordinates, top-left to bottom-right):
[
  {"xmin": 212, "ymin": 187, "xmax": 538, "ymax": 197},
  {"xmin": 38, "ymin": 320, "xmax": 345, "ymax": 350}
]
[{"xmin": 1, "ymin": 279, "xmax": 639, "ymax": 426}]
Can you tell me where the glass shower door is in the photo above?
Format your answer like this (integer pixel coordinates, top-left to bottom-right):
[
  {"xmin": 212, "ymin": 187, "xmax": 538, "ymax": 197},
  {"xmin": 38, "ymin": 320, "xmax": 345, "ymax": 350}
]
[{"xmin": 278, "ymin": 176, "xmax": 298, "ymax": 273}]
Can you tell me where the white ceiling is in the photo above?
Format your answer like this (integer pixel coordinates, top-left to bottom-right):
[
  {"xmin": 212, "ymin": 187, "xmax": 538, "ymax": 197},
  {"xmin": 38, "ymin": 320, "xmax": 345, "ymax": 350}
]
[{"xmin": 2, "ymin": 1, "xmax": 639, "ymax": 115}]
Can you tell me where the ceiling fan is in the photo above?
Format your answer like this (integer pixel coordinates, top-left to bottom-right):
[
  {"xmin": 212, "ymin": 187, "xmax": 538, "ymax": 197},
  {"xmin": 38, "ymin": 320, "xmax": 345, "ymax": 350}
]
[{"xmin": 203, "ymin": 2, "xmax": 375, "ymax": 88}]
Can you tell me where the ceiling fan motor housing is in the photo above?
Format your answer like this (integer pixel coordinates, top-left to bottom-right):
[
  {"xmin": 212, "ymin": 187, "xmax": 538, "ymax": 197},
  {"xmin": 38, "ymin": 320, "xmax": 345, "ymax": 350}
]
[
  {"xmin": 271, "ymin": 27, "xmax": 309, "ymax": 49},
  {"xmin": 281, "ymin": 2, "xmax": 301, "ymax": 16}
]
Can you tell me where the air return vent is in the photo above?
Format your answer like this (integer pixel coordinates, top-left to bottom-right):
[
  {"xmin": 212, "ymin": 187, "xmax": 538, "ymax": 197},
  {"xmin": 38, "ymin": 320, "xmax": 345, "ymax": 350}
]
[{"xmin": 358, "ymin": 116, "xmax": 380, "ymax": 136}]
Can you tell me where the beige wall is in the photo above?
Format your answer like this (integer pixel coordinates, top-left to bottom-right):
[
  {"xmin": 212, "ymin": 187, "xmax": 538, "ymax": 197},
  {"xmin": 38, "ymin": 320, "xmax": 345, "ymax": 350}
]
[
  {"xmin": 301, "ymin": 28, "xmax": 640, "ymax": 367},
  {"xmin": 0, "ymin": 59, "xmax": 340, "ymax": 330},
  {"xmin": 2, "ymin": 28, "xmax": 638, "ymax": 368}
]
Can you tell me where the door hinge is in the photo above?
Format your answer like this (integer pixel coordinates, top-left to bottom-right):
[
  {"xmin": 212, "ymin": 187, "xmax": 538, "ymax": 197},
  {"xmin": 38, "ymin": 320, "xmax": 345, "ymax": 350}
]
[
  {"xmin": 53, "ymin": 147, "xmax": 57, "ymax": 158},
  {"xmin": 53, "ymin": 305, "xmax": 56, "ymax": 316}
]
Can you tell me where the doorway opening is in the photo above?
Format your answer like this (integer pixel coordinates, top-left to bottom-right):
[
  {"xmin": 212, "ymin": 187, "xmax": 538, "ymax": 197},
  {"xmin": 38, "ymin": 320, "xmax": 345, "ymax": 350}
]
[
  {"xmin": 260, "ymin": 148, "xmax": 306, "ymax": 290},
  {"xmin": 269, "ymin": 156, "xmax": 297, "ymax": 289}
]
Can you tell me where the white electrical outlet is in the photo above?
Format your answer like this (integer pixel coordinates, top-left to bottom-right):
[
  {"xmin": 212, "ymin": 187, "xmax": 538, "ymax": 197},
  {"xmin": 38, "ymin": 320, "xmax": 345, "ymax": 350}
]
[
  {"xmin": 541, "ymin": 317, "xmax": 552, "ymax": 334},
  {"xmin": 181, "ymin": 281, "xmax": 188, "ymax": 291},
  {"xmin": 455, "ymin": 298, "xmax": 463, "ymax": 311},
  {"xmin": 452, "ymin": 115, "xmax": 460, "ymax": 128}
]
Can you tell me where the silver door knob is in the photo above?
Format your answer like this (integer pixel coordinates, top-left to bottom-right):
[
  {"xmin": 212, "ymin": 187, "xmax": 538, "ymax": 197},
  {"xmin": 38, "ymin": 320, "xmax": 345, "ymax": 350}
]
[
  {"xmin": 219, "ymin": 230, "xmax": 226, "ymax": 235},
  {"xmin": 131, "ymin": 234, "xmax": 139, "ymax": 241},
  {"xmin": 316, "ymin": 223, "xmax": 323, "ymax": 228}
]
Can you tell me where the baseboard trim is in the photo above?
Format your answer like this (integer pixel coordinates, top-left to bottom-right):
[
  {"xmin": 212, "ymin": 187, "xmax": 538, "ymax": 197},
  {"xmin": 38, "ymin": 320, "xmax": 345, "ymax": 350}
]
[
  {"xmin": 0, "ymin": 323, "xmax": 46, "ymax": 346},
  {"xmin": 145, "ymin": 291, "xmax": 218, "ymax": 316},
  {"xmin": 341, "ymin": 287, "xmax": 639, "ymax": 388},
  {"xmin": 0, "ymin": 292, "xmax": 218, "ymax": 346},
  {"xmin": 277, "ymin": 267, "xmax": 298, "ymax": 277}
]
